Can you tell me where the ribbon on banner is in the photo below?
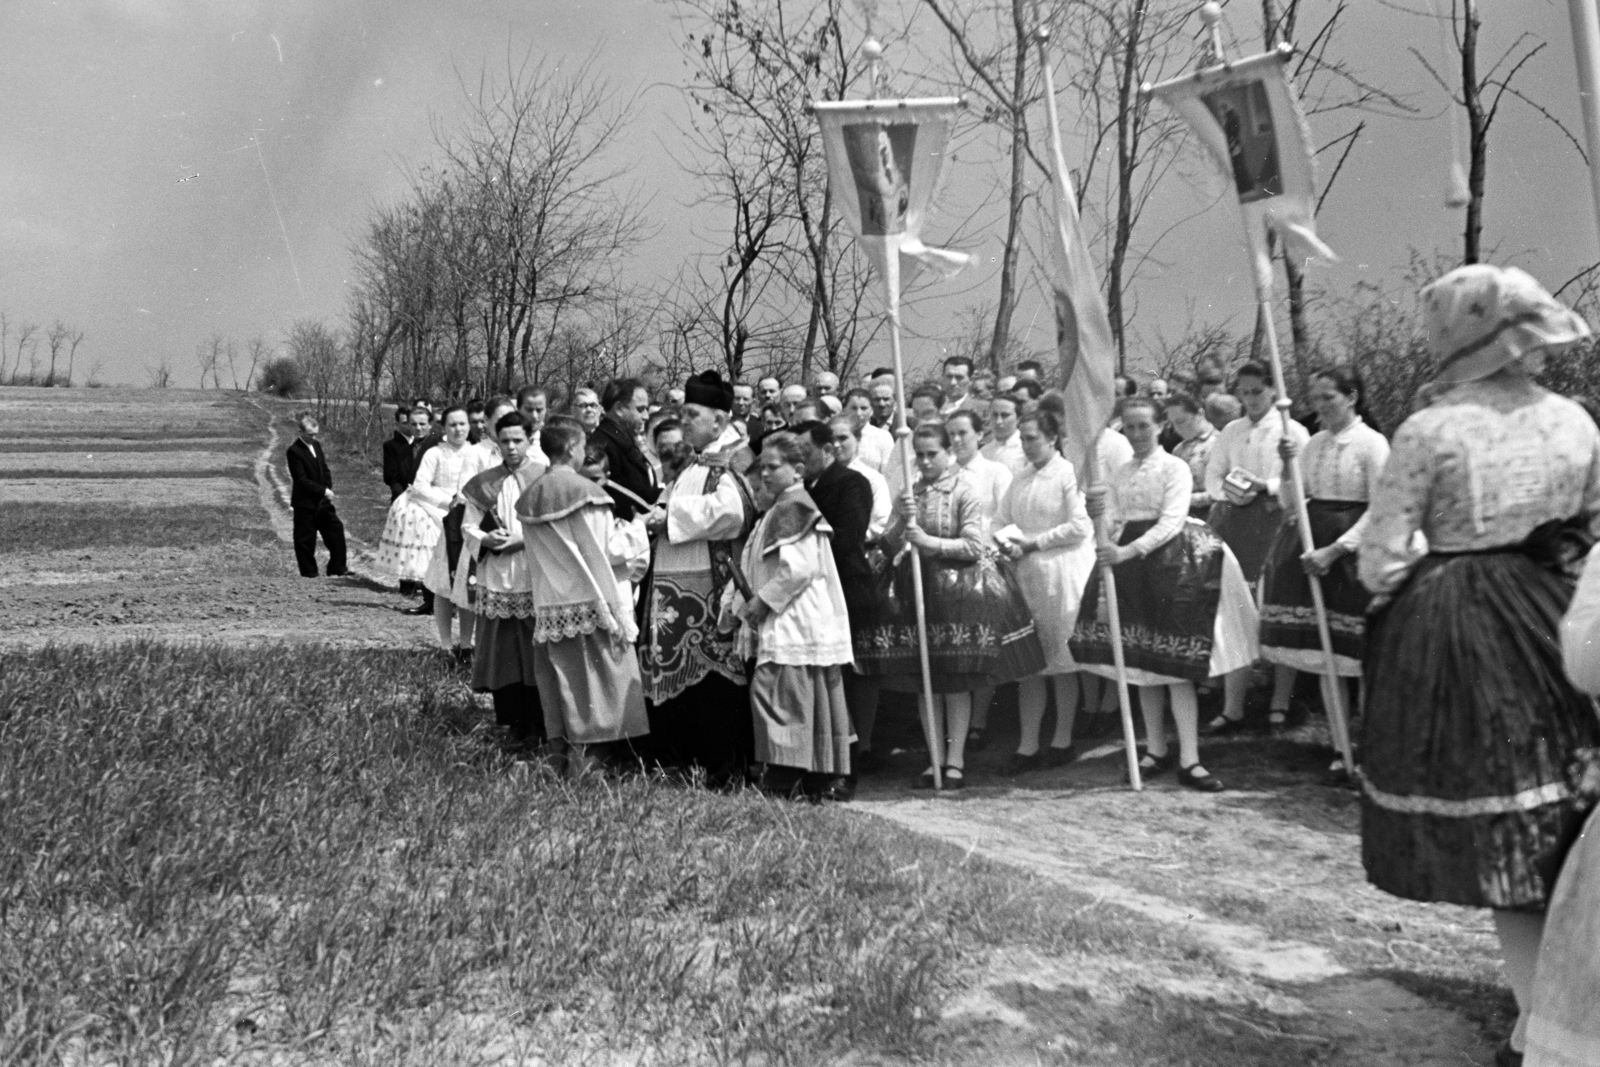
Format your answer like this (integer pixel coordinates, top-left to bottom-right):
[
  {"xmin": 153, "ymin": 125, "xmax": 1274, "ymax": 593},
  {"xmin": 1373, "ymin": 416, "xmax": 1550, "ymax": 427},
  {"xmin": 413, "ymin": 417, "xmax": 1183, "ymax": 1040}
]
[{"xmin": 1146, "ymin": 46, "xmax": 1336, "ymax": 289}]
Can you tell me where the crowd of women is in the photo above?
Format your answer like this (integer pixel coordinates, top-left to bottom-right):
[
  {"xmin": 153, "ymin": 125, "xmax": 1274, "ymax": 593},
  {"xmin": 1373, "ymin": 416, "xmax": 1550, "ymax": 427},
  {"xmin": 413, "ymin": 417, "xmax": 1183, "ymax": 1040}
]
[{"xmin": 360, "ymin": 263, "xmax": 1600, "ymax": 1066}]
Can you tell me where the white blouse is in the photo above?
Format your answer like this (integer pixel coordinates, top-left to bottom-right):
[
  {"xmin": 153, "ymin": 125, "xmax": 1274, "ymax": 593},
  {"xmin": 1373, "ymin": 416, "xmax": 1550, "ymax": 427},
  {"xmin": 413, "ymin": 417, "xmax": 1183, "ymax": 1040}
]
[
  {"xmin": 850, "ymin": 458, "xmax": 892, "ymax": 541},
  {"xmin": 1360, "ymin": 379, "xmax": 1600, "ymax": 594},
  {"xmin": 981, "ymin": 433, "xmax": 1029, "ymax": 479},
  {"xmin": 1280, "ymin": 417, "xmax": 1390, "ymax": 551},
  {"xmin": 957, "ymin": 452, "xmax": 1013, "ymax": 521},
  {"xmin": 1107, "ymin": 448, "xmax": 1192, "ymax": 557},
  {"xmin": 995, "ymin": 454, "xmax": 1092, "ymax": 551},
  {"xmin": 1205, "ymin": 407, "xmax": 1309, "ymax": 500},
  {"xmin": 410, "ymin": 441, "xmax": 492, "ymax": 511}
]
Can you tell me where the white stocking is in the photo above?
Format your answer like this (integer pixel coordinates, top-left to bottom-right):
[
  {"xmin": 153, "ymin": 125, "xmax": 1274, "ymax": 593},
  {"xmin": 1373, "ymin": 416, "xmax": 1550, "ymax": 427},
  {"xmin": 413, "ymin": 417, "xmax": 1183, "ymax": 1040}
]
[
  {"xmin": 1271, "ymin": 664, "xmax": 1296, "ymax": 710},
  {"xmin": 1493, "ymin": 909, "xmax": 1545, "ymax": 1051},
  {"xmin": 1016, "ymin": 676, "xmax": 1047, "ymax": 756},
  {"xmin": 1223, "ymin": 668, "xmax": 1248, "ymax": 721},
  {"xmin": 971, "ymin": 685, "xmax": 994, "ymax": 732},
  {"xmin": 1138, "ymin": 685, "xmax": 1168, "ymax": 758},
  {"xmin": 458, "ymin": 608, "xmax": 477, "ymax": 650},
  {"xmin": 942, "ymin": 693, "xmax": 973, "ymax": 770},
  {"xmin": 1049, "ymin": 673, "xmax": 1082, "ymax": 748},
  {"xmin": 1170, "ymin": 681, "xmax": 1201, "ymax": 767},
  {"xmin": 433, "ymin": 596, "xmax": 456, "ymax": 648}
]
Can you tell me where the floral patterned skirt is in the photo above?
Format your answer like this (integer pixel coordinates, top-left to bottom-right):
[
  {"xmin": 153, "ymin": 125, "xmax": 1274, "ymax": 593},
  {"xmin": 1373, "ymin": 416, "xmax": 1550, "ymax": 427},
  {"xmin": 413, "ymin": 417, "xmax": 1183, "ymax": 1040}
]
[
  {"xmin": 1259, "ymin": 499, "xmax": 1370, "ymax": 675},
  {"xmin": 374, "ymin": 494, "xmax": 443, "ymax": 583},
  {"xmin": 1069, "ymin": 518, "xmax": 1258, "ymax": 685},
  {"xmin": 854, "ymin": 548, "xmax": 1044, "ymax": 693}
]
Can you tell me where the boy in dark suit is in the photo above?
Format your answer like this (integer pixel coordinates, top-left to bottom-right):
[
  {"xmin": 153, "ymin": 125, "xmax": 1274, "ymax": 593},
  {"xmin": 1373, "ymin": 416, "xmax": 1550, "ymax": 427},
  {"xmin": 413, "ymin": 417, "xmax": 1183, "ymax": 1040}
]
[{"xmin": 286, "ymin": 413, "xmax": 348, "ymax": 578}]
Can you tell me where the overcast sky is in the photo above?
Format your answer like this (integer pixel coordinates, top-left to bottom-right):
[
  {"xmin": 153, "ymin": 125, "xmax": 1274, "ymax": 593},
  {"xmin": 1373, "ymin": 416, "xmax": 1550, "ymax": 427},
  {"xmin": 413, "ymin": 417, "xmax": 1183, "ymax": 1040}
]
[{"xmin": 0, "ymin": 0, "xmax": 1592, "ymax": 387}]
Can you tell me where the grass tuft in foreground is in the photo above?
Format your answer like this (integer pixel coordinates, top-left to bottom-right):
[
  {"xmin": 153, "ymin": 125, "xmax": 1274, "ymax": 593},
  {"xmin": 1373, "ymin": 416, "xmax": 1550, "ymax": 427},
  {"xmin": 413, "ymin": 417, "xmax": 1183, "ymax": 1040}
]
[{"xmin": 0, "ymin": 641, "xmax": 1185, "ymax": 1065}]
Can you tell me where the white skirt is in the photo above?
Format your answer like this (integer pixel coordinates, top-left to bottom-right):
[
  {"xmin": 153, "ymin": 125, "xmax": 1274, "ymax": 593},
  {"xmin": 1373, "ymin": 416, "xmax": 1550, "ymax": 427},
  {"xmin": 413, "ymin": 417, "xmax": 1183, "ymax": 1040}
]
[{"xmin": 373, "ymin": 494, "xmax": 444, "ymax": 583}]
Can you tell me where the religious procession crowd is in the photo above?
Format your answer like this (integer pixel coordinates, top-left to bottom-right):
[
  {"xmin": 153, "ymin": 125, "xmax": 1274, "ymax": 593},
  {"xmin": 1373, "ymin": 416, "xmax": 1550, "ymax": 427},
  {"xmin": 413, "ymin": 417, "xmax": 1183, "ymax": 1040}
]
[{"xmin": 288, "ymin": 263, "xmax": 1600, "ymax": 1066}]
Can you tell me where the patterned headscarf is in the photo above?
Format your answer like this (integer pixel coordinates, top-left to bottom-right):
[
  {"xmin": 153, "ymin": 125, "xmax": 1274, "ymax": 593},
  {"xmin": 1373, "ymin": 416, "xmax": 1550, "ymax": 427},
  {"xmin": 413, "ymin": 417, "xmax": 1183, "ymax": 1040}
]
[{"xmin": 1423, "ymin": 264, "xmax": 1591, "ymax": 384}]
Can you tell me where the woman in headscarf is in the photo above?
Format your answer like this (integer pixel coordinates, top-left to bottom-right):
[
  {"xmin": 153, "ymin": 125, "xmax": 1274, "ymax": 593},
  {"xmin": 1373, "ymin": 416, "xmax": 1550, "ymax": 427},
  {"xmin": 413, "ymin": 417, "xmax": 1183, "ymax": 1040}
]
[
  {"xmin": 1240, "ymin": 366, "xmax": 1390, "ymax": 771},
  {"xmin": 854, "ymin": 422, "xmax": 1044, "ymax": 790},
  {"xmin": 1358, "ymin": 265, "xmax": 1600, "ymax": 1067},
  {"xmin": 1069, "ymin": 398, "xmax": 1257, "ymax": 791}
]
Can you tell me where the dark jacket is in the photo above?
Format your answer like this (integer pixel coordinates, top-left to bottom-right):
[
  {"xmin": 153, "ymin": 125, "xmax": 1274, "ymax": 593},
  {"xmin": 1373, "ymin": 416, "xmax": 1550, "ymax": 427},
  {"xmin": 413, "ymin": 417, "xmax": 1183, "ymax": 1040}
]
[
  {"xmin": 381, "ymin": 431, "xmax": 423, "ymax": 502},
  {"xmin": 287, "ymin": 437, "xmax": 335, "ymax": 511},
  {"xmin": 593, "ymin": 415, "xmax": 659, "ymax": 521},
  {"xmin": 805, "ymin": 461, "xmax": 874, "ymax": 609}
]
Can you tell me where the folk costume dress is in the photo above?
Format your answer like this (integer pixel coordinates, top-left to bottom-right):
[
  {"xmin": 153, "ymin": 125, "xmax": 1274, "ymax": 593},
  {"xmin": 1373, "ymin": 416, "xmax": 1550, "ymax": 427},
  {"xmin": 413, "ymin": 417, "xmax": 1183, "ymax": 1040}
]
[
  {"xmin": 517, "ymin": 466, "xmax": 650, "ymax": 747},
  {"xmin": 1357, "ymin": 378, "xmax": 1600, "ymax": 909},
  {"xmin": 981, "ymin": 432, "xmax": 1029, "ymax": 479},
  {"xmin": 1258, "ymin": 417, "xmax": 1390, "ymax": 676},
  {"xmin": 855, "ymin": 467, "xmax": 1045, "ymax": 692},
  {"xmin": 638, "ymin": 424, "xmax": 757, "ymax": 776},
  {"xmin": 956, "ymin": 451, "xmax": 1013, "ymax": 525},
  {"xmin": 375, "ymin": 440, "xmax": 478, "ymax": 583},
  {"xmin": 1070, "ymin": 448, "xmax": 1259, "ymax": 686},
  {"xmin": 462, "ymin": 456, "xmax": 547, "ymax": 735},
  {"xmin": 736, "ymin": 483, "xmax": 855, "ymax": 775},
  {"xmin": 1204, "ymin": 407, "xmax": 1310, "ymax": 585},
  {"xmin": 420, "ymin": 441, "xmax": 496, "ymax": 605},
  {"xmin": 994, "ymin": 454, "xmax": 1095, "ymax": 675},
  {"xmin": 1172, "ymin": 421, "xmax": 1219, "ymax": 518},
  {"xmin": 444, "ymin": 439, "xmax": 504, "ymax": 610}
]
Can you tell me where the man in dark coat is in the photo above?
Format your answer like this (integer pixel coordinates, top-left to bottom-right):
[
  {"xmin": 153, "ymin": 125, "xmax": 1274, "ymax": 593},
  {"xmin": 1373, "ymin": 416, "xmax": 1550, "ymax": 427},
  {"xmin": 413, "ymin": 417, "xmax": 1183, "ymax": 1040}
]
[
  {"xmin": 795, "ymin": 420, "xmax": 876, "ymax": 797},
  {"xmin": 381, "ymin": 407, "xmax": 431, "ymax": 502},
  {"xmin": 286, "ymin": 412, "xmax": 348, "ymax": 578},
  {"xmin": 593, "ymin": 377, "xmax": 660, "ymax": 521}
]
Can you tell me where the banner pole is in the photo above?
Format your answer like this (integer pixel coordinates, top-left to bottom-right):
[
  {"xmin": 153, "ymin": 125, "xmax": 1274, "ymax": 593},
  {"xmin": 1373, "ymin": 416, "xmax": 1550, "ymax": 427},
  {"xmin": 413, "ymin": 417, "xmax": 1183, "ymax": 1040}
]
[
  {"xmin": 1254, "ymin": 277, "xmax": 1354, "ymax": 769},
  {"xmin": 886, "ymin": 284, "xmax": 944, "ymax": 791},
  {"xmin": 1569, "ymin": 0, "xmax": 1600, "ymax": 251},
  {"xmin": 1036, "ymin": 26, "xmax": 1141, "ymax": 791}
]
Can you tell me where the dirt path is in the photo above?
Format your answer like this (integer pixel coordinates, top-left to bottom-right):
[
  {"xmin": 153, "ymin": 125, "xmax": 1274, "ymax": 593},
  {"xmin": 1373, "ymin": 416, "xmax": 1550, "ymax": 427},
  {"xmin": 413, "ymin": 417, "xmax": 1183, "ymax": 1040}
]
[{"xmin": 854, "ymin": 747, "xmax": 1502, "ymax": 1065}]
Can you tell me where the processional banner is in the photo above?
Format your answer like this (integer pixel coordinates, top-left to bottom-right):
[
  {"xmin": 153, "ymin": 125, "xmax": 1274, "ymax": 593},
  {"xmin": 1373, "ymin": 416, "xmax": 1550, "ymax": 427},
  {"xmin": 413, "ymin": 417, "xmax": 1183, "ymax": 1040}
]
[{"xmin": 1146, "ymin": 47, "xmax": 1337, "ymax": 289}]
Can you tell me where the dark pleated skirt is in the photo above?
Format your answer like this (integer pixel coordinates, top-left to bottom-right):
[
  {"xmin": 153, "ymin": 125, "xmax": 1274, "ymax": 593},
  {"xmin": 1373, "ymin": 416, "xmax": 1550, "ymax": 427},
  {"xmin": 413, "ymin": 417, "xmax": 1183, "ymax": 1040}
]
[
  {"xmin": 1208, "ymin": 495, "xmax": 1283, "ymax": 585},
  {"xmin": 1069, "ymin": 518, "xmax": 1226, "ymax": 683},
  {"xmin": 1360, "ymin": 550, "xmax": 1600, "ymax": 909},
  {"xmin": 1259, "ymin": 499, "xmax": 1369, "ymax": 672},
  {"xmin": 472, "ymin": 616, "xmax": 539, "ymax": 692},
  {"xmin": 855, "ymin": 547, "xmax": 1045, "ymax": 693}
]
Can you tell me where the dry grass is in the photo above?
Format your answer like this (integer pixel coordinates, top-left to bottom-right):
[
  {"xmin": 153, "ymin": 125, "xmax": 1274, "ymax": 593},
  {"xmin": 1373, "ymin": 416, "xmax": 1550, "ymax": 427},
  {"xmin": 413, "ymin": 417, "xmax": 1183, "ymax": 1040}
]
[
  {"xmin": 0, "ymin": 641, "xmax": 1202, "ymax": 1066},
  {"xmin": 0, "ymin": 451, "xmax": 250, "ymax": 474},
  {"xmin": 0, "ymin": 503, "xmax": 275, "ymax": 552}
]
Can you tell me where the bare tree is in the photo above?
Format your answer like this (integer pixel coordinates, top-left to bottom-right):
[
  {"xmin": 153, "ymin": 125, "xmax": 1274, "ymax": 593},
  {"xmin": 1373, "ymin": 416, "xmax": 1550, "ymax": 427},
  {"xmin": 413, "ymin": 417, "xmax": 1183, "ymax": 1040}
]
[
  {"xmin": 195, "ymin": 333, "xmax": 226, "ymax": 390},
  {"xmin": 84, "ymin": 352, "xmax": 109, "ymax": 388},
  {"xmin": 45, "ymin": 321, "xmax": 70, "ymax": 386},
  {"xmin": 285, "ymin": 320, "xmax": 345, "ymax": 416},
  {"xmin": 1409, "ymin": 0, "xmax": 1584, "ymax": 264},
  {"xmin": 244, "ymin": 336, "xmax": 271, "ymax": 391},
  {"xmin": 673, "ymin": 0, "xmax": 882, "ymax": 384},
  {"xmin": 13, "ymin": 322, "xmax": 39, "ymax": 385},
  {"xmin": 65, "ymin": 329, "xmax": 84, "ymax": 387},
  {"xmin": 146, "ymin": 354, "xmax": 174, "ymax": 389}
]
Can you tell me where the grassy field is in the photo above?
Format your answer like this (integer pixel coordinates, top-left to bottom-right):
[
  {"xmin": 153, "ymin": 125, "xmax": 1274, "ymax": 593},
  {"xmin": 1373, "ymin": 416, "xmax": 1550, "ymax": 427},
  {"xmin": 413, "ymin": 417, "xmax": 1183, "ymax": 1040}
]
[
  {"xmin": 0, "ymin": 387, "xmax": 1516, "ymax": 1065},
  {"xmin": 0, "ymin": 642, "xmax": 1241, "ymax": 1067}
]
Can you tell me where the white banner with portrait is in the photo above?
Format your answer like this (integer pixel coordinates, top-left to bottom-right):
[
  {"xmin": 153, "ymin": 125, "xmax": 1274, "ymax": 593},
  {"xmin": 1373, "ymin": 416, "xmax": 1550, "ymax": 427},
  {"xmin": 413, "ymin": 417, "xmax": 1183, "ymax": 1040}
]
[{"xmin": 812, "ymin": 98, "xmax": 970, "ymax": 310}]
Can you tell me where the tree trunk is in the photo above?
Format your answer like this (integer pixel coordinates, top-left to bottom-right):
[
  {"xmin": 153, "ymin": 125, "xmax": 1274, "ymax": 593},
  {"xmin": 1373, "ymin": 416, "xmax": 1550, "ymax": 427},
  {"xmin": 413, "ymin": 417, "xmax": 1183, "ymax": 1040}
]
[
  {"xmin": 1462, "ymin": 0, "xmax": 1484, "ymax": 264},
  {"xmin": 1107, "ymin": 0, "xmax": 1149, "ymax": 372},
  {"xmin": 987, "ymin": 0, "xmax": 1029, "ymax": 375}
]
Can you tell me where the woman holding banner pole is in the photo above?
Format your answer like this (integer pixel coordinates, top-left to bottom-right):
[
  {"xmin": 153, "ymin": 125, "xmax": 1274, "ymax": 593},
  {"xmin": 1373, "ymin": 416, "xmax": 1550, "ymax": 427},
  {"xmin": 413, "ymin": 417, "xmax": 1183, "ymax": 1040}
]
[{"xmin": 1071, "ymin": 398, "xmax": 1257, "ymax": 790}]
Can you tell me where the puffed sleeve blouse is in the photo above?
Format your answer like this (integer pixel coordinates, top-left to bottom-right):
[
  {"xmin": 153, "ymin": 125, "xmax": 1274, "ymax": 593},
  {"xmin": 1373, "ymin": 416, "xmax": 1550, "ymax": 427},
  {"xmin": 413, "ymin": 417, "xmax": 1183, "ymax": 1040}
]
[
  {"xmin": 885, "ymin": 467, "xmax": 986, "ymax": 561},
  {"xmin": 1107, "ymin": 448, "xmax": 1192, "ymax": 557},
  {"xmin": 1359, "ymin": 380, "xmax": 1600, "ymax": 594},
  {"xmin": 1280, "ymin": 417, "xmax": 1390, "ymax": 551}
]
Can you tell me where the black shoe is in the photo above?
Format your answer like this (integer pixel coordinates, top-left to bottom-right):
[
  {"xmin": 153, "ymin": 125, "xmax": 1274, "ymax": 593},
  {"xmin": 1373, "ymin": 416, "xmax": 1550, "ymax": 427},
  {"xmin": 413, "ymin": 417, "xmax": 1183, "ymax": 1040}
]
[
  {"xmin": 965, "ymin": 728, "xmax": 989, "ymax": 753},
  {"xmin": 1127, "ymin": 752, "xmax": 1173, "ymax": 783},
  {"xmin": 453, "ymin": 646, "xmax": 474, "ymax": 666},
  {"xmin": 911, "ymin": 767, "xmax": 937, "ymax": 790},
  {"xmin": 1202, "ymin": 714, "xmax": 1248, "ymax": 737},
  {"xmin": 1495, "ymin": 1040, "xmax": 1523, "ymax": 1067},
  {"xmin": 854, "ymin": 748, "xmax": 884, "ymax": 775},
  {"xmin": 941, "ymin": 766, "xmax": 966, "ymax": 791},
  {"xmin": 1176, "ymin": 762, "xmax": 1226, "ymax": 792},
  {"xmin": 820, "ymin": 776, "xmax": 855, "ymax": 802},
  {"xmin": 1324, "ymin": 759, "xmax": 1356, "ymax": 789},
  {"xmin": 1266, "ymin": 709, "xmax": 1289, "ymax": 731},
  {"xmin": 401, "ymin": 603, "xmax": 431, "ymax": 617},
  {"xmin": 1043, "ymin": 743, "xmax": 1078, "ymax": 768},
  {"xmin": 998, "ymin": 750, "xmax": 1043, "ymax": 777}
]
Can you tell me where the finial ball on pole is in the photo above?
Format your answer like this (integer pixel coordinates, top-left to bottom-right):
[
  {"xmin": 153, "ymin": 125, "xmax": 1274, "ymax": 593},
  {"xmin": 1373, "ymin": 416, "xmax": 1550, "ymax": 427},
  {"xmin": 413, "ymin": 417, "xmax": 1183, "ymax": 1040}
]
[
  {"xmin": 861, "ymin": 37, "xmax": 883, "ymax": 61},
  {"xmin": 1199, "ymin": 2, "xmax": 1222, "ymax": 26}
]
